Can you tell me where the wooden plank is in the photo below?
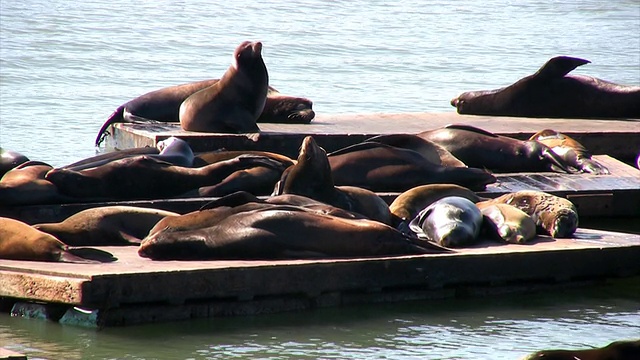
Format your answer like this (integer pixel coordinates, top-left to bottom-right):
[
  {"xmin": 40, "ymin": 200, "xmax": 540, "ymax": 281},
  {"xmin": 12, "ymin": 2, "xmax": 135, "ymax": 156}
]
[
  {"xmin": 0, "ymin": 348, "xmax": 27, "ymax": 360},
  {"xmin": 106, "ymin": 113, "xmax": 640, "ymax": 161},
  {"xmin": 1, "ymin": 229, "xmax": 639, "ymax": 309}
]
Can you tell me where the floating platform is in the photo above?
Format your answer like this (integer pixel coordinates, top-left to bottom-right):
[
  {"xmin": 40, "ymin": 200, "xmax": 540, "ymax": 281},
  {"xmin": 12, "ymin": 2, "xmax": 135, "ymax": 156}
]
[
  {"xmin": 1, "ymin": 228, "xmax": 639, "ymax": 327},
  {"xmin": 1, "ymin": 155, "xmax": 638, "ymax": 225},
  {"xmin": 105, "ymin": 113, "xmax": 640, "ymax": 162}
]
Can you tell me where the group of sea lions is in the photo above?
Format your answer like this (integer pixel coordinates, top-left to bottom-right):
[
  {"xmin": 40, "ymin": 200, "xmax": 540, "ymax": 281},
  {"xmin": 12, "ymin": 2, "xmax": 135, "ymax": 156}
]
[{"xmin": 92, "ymin": 42, "xmax": 639, "ymax": 147}]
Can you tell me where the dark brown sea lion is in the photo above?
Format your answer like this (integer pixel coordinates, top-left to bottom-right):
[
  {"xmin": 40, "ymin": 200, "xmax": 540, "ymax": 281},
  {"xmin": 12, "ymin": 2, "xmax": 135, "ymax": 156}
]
[
  {"xmin": 0, "ymin": 161, "xmax": 75, "ymax": 206},
  {"xmin": 179, "ymin": 41, "xmax": 268, "ymax": 133},
  {"xmin": 529, "ymin": 129, "xmax": 609, "ymax": 175},
  {"xmin": 33, "ymin": 206, "xmax": 179, "ymax": 246},
  {"xmin": 451, "ymin": 56, "xmax": 640, "ymax": 119},
  {"xmin": 418, "ymin": 124, "xmax": 573, "ymax": 173},
  {"xmin": 0, "ymin": 217, "xmax": 113, "ymax": 263},
  {"xmin": 389, "ymin": 184, "xmax": 484, "ymax": 231},
  {"xmin": 275, "ymin": 136, "xmax": 393, "ymax": 225},
  {"xmin": 521, "ymin": 339, "xmax": 640, "ymax": 360},
  {"xmin": 476, "ymin": 203, "xmax": 537, "ymax": 244},
  {"xmin": 0, "ymin": 148, "xmax": 29, "ymax": 178},
  {"xmin": 366, "ymin": 134, "xmax": 467, "ymax": 167},
  {"xmin": 327, "ymin": 140, "xmax": 496, "ymax": 192},
  {"xmin": 138, "ymin": 204, "xmax": 451, "ymax": 260},
  {"xmin": 95, "ymin": 81, "xmax": 314, "ymax": 146},
  {"xmin": 408, "ymin": 196, "xmax": 483, "ymax": 247},
  {"xmin": 44, "ymin": 154, "xmax": 286, "ymax": 201},
  {"xmin": 476, "ymin": 190, "xmax": 578, "ymax": 238}
]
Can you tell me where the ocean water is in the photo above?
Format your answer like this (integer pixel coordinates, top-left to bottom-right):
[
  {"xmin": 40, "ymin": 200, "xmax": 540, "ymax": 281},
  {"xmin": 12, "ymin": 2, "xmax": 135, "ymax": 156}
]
[{"xmin": 1, "ymin": 0, "xmax": 639, "ymax": 359}]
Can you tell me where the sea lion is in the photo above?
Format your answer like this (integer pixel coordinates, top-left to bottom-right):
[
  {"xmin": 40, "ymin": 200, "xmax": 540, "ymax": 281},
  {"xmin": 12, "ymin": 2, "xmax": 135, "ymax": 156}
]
[
  {"xmin": 477, "ymin": 190, "xmax": 578, "ymax": 238},
  {"xmin": 138, "ymin": 204, "xmax": 451, "ymax": 260},
  {"xmin": 529, "ymin": 129, "xmax": 609, "ymax": 175},
  {"xmin": 327, "ymin": 141, "xmax": 496, "ymax": 192},
  {"xmin": 389, "ymin": 184, "xmax": 484, "ymax": 231},
  {"xmin": 476, "ymin": 203, "xmax": 537, "ymax": 244},
  {"xmin": 0, "ymin": 148, "xmax": 29, "ymax": 178},
  {"xmin": 451, "ymin": 56, "xmax": 640, "ymax": 119},
  {"xmin": 366, "ymin": 134, "xmax": 467, "ymax": 167},
  {"xmin": 95, "ymin": 80, "xmax": 314, "ymax": 146},
  {"xmin": 62, "ymin": 147, "xmax": 160, "ymax": 171},
  {"xmin": 418, "ymin": 124, "xmax": 574, "ymax": 173},
  {"xmin": 0, "ymin": 217, "xmax": 113, "ymax": 263},
  {"xmin": 521, "ymin": 339, "xmax": 640, "ymax": 360},
  {"xmin": 275, "ymin": 136, "xmax": 393, "ymax": 225},
  {"xmin": 45, "ymin": 154, "xmax": 286, "ymax": 201},
  {"xmin": 179, "ymin": 41, "xmax": 268, "ymax": 133},
  {"xmin": 408, "ymin": 196, "xmax": 483, "ymax": 248},
  {"xmin": 33, "ymin": 206, "xmax": 179, "ymax": 246},
  {"xmin": 0, "ymin": 161, "xmax": 75, "ymax": 206}
]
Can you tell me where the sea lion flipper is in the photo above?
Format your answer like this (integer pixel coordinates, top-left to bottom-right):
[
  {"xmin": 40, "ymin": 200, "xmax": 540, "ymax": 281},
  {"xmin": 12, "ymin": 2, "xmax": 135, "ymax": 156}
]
[
  {"xmin": 118, "ymin": 231, "xmax": 143, "ymax": 245},
  {"xmin": 442, "ymin": 124, "xmax": 499, "ymax": 137},
  {"xmin": 95, "ymin": 106, "xmax": 125, "ymax": 146},
  {"xmin": 66, "ymin": 248, "xmax": 118, "ymax": 263},
  {"xmin": 534, "ymin": 56, "xmax": 591, "ymax": 80},
  {"xmin": 199, "ymin": 191, "xmax": 263, "ymax": 211}
]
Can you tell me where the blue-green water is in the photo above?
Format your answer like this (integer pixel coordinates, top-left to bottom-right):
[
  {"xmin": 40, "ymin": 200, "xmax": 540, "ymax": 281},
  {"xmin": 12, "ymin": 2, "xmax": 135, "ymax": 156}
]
[{"xmin": 1, "ymin": 1, "xmax": 639, "ymax": 358}]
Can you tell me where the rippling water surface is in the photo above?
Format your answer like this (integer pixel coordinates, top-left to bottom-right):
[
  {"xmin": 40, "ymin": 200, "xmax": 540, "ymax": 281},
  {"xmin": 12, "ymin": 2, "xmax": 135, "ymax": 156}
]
[{"xmin": 1, "ymin": 1, "xmax": 639, "ymax": 358}]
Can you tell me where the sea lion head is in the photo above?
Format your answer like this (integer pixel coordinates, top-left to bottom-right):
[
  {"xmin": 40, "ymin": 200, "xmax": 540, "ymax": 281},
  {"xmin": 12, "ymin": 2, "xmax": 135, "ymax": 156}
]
[
  {"xmin": 280, "ymin": 136, "xmax": 334, "ymax": 196},
  {"xmin": 45, "ymin": 168, "xmax": 104, "ymax": 199},
  {"xmin": 451, "ymin": 88, "xmax": 505, "ymax": 115},
  {"xmin": 232, "ymin": 41, "xmax": 265, "ymax": 72},
  {"xmin": 409, "ymin": 196, "xmax": 482, "ymax": 247},
  {"xmin": 138, "ymin": 230, "xmax": 210, "ymax": 260}
]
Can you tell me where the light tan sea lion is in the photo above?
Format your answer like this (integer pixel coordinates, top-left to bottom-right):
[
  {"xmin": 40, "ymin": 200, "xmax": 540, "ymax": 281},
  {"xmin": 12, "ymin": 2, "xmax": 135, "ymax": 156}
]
[
  {"xmin": 477, "ymin": 203, "xmax": 537, "ymax": 244},
  {"xmin": 0, "ymin": 161, "xmax": 74, "ymax": 206},
  {"xmin": 179, "ymin": 41, "xmax": 268, "ymax": 133},
  {"xmin": 529, "ymin": 129, "xmax": 609, "ymax": 175}
]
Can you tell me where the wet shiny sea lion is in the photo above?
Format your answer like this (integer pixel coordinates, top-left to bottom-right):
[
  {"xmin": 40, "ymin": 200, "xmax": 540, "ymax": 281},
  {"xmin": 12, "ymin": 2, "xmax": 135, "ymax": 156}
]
[
  {"xmin": 529, "ymin": 129, "xmax": 609, "ymax": 175},
  {"xmin": 95, "ymin": 82, "xmax": 314, "ymax": 146},
  {"xmin": 477, "ymin": 203, "xmax": 537, "ymax": 244},
  {"xmin": 45, "ymin": 154, "xmax": 287, "ymax": 201},
  {"xmin": 389, "ymin": 184, "xmax": 484, "ymax": 231},
  {"xmin": 179, "ymin": 41, "xmax": 268, "ymax": 133},
  {"xmin": 33, "ymin": 206, "xmax": 179, "ymax": 246},
  {"xmin": 418, "ymin": 124, "xmax": 573, "ymax": 173},
  {"xmin": 327, "ymin": 141, "xmax": 496, "ymax": 192},
  {"xmin": 62, "ymin": 147, "xmax": 159, "ymax": 172},
  {"xmin": 366, "ymin": 134, "xmax": 467, "ymax": 167},
  {"xmin": 0, "ymin": 161, "xmax": 75, "ymax": 206},
  {"xmin": 408, "ymin": 196, "xmax": 483, "ymax": 247},
  {"xmin": 0, "ymin": 217, "xmax": 113, "ymax": 263},
  {"xmin": 0, "ymin": 148, "xmax": 29, "ymax": 178},
  {"xmin": 477, "ymin": 190, "xmax": 578, "ymax": 238},
  {"xmin": 139, "ymin": 204, "xmax": 451, "ymax": 260},
  {"xmin": 521, "ymin": 339, "xmax": 640, "ymax": 360},
  {"xmin": 451, "ymin": 56, "xmax": 640, "ymax": 119},
  {"xmin": 275, "ymin": 136, "xmax": 393, "ymax": 225}
]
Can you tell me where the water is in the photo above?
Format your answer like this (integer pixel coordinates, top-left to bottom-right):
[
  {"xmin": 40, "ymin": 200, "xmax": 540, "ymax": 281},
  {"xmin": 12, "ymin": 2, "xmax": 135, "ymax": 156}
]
[{"xmin": 1, "ymin": 0, "xmax": 639, "ymax": 358}]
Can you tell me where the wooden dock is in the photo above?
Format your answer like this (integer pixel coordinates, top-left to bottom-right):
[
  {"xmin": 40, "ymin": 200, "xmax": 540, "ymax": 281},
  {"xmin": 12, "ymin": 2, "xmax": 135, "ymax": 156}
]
[
  {"xmin": 105, "ymin": 112, "xmax": 640, "ymax": 162},
  {"xmin": 1, "ymin": 228, "xmax": 640, "ymax": 327}
]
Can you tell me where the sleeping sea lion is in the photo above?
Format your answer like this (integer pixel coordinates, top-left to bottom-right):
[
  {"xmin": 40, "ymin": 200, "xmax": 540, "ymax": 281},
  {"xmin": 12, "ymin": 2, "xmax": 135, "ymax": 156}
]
[
  {"xmin": 521, "ymin": 339, "xmax": 640, "ymax": 360},
  {"xmin": 451, "ymin": 56, "xmax": 640, "ymax": 119},
  {"xmin": 0, "ymin": 161, "xmax": 75, "ymax": 206},
  {"xmin": 418, "ymin": 124, "xmax": 573, "ymax": 173},
  {"xmin": 529, "ymin": 129, "xmax": 609, "ymax": 175},
  {"xmin": 0, "ymin": 148, "xmax": 29, "ymax": 178},
  {"xmin": 34, "ymin": 206, "xmax": 179, "ymax": 246},
  {"xmin": 477, "ymin": 203, "xmax": 537, "ymax": 244},
  {"xmin": 179, "ymin": 41, "xmax": 268, "ymax": 133},
  {"xmin": 476, "ymin": 190, "xmax": 578, "ymax": 238}
]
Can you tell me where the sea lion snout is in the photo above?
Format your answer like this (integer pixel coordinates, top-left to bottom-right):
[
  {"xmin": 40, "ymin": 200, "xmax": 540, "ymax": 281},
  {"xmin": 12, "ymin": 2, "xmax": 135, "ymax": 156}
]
[{"xmin": 450, "ymin": 97, "xmax": 460, "ymax": 108}]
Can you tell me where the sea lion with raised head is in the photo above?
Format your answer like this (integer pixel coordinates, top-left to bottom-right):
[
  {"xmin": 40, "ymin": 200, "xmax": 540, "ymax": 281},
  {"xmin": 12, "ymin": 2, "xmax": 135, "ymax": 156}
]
[
  {"xmin": 476, "ymin": 190, "xmax": 578, "ymax": 238},
  {"xmin": 408, "ymin": 196, "xmax": 483, "ymax": 248},
  {"xmin": 418, "ymin": 124, "xmax": 574, "ymax": 173},
  {"xmin": 451, "ymin": 56, "xmax": 640, "ymax": 119},
  {"xmin": 275, "ymin": 136, "xmax": 393, "ymax": 225},
  {"xmin": 34, "ymin": 206, "xmax": 179, "ymax": 246},
  {"xmin": 179, "ymin": 41, "xmax": 268, "ymax": 133},
  {"xmin": 529, "ymin": 129, "xmax": 609, "ymax": 175},
  {"xmin": 0, "ymin": 217, "xmax": 114, "ymax": 263},
  {"xmin": 138, "ymin": 204, "xmax": 451, "ymax": 260}
]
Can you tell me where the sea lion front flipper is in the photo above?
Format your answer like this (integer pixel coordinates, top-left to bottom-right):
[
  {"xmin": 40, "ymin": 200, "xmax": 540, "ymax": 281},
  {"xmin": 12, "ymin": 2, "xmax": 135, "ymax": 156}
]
[
  {"xmin": 62, "ymin": 248, "xmax": 117, "ymax": 263},
  {"xmin": 533, "ymin": 56, "xmax": 591, "ymax": 80},
  {"xmin": 442, "ymin": 124, "xmax": 500, "ymax": 138},
  {"xmin": 199, "ymin": 191, "xmax": 263, "ymax": 211}
]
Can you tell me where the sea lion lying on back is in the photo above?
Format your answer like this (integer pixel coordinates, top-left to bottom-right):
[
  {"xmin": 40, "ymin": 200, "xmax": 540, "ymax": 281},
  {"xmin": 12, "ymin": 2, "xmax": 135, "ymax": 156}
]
[{"xmin": 451, "ymin": 56, "xmax": 640, "ymax": 119}]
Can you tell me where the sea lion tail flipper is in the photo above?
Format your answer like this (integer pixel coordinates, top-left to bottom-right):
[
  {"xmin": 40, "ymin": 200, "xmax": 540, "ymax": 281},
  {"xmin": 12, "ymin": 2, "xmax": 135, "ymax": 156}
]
[
  {"xmin": 534, "ymin": 56, "xmax": 591, "ymax": 80},
  {"xmin": 118, "ymin": 231, "xmax": 144, "ymax": 245},
  {"xmin": 95, "ymin": 106, "xmax": 126, "ymax": 146},
  {"xmin": 405, "ymin": 234, "xmax": 454, "ymax": 254},
  {"xmin": 577, "ymin": 158, "xmax": 610, "ymax": 175},
  {"xmin": 235, "ymin": 154, "xmax": 287, "ymax": 171},
  {"xmin": 65, "ymin": 247, "xmax": 118, "ymax": 263},
  {"xmin": 199, "ymin": 191, "xmax": 263, "ymax": 211}
]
